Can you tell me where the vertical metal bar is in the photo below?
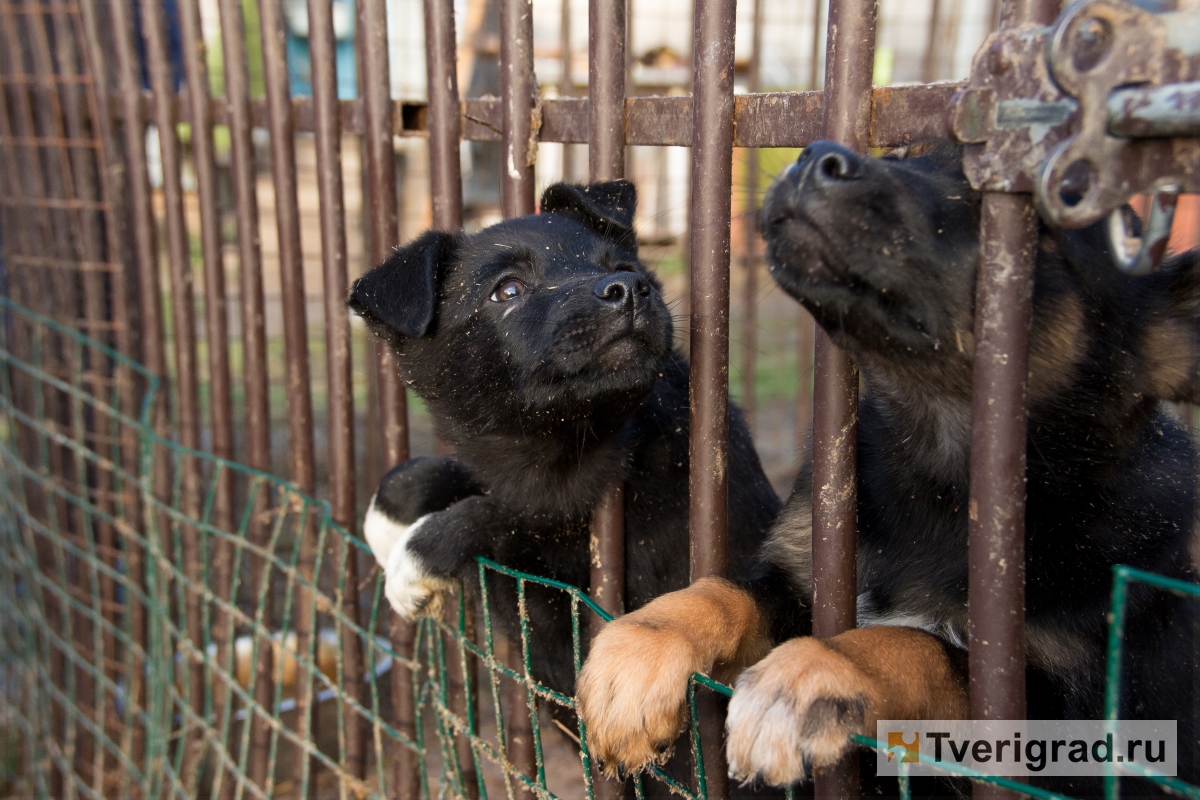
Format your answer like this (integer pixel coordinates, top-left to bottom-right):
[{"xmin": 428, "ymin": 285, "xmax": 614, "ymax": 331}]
[
  {"xmin": 585, "ymin": 0, "xmax": 628, "ymax": 789},
  {"xmin": 216, "ymin": 0, "xmax": 271, "ymax": 477},
  {"xmin": 968, "ymin": 3, "xmax": 1057, "ymax": 798},
  {"xmin": 687, "ymin": 0, "xmax": 735, "ymax": 586},
  {"xmin": 812, "ymin": 0, "xmax": 876, "ymax": 795},
  {"xmin": 501, "ymin": 0, "xmax": 536, "ymax": 218},
  {"xmin": 969, "ymin": 194, "xmax": 1034, "ymax": 800},
  {"xmin": 809, "ymin": 0, "xmax": 823, "ymax": 92},
  {"xmin": 306, "ymin": 0, "xmax": 367, "ymax": 784},
  {"xmin": 140, "ymin": 0, "xmax": 206, "ymax": 779},
  {"xmin": 419, "ymin": 2, "xmax": 479, "ymax": 796},
  {"xmin": 498, "ymin": 0, "xmax": 538, "ymax": 791},
  {"xmin": 176, "ymin": 1, "xmax": 237, "ymax": 791},
  {"xmin": 920, "ymin": 0, "xmax": 943, "ymax": 83},
  {"xmin": 259, "ymin": 0, "xmax": 317, "ymax": 788},
  {"xmin": 688, "ymin": 0, "xmax": 737, "ymax": 795},
  {"xmin": 586, "ymin": 0, "xmax": 627, "ymax": 625},
  {"xmin": 739, "ymin": 0, "xmax": 763, "ymax": 433},
  {"xmin": 426, "ymin": 0, "xmax": 465, "ymax": 232},
  {"xmin": 560, "ymin": 0, "xmax": 575, "ymax": 181},
  {"xmin": 588, "ymin": 0, "xmax": 625, "ymax": 181},
  {"xmin": 358, "ymin": 0, "xmax": 408, "ymax": 468}
]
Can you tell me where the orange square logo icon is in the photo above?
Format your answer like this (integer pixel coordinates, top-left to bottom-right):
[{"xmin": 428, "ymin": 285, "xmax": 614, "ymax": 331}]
[{"xmin": 886, "ymin": 731, "xmax": 919, "ymax": 763}]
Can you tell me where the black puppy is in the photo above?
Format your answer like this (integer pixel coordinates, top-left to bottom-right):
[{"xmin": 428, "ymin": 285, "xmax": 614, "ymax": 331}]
[
  {"xmin": 349, "ymin": 181, "xmax": 780, "ymax": 705},
  {"xmin": 578, "ymin": 143, "xmax": 1198, "ymax": 796}
]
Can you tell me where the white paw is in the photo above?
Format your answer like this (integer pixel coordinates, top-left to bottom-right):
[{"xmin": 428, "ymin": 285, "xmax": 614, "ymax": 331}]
[
  {"xmin": 380, "ymin": 515, "xmax": 454, "ymax": 619},
  {"xmin": 726, "ymin": 638, "xmax": 870, "ymax": 787},
  {"xmin": 363, "ymin": 495, "xmax": 409, "ymax": 568}
]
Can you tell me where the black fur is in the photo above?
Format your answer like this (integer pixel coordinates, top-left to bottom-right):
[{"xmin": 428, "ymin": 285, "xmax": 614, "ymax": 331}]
[
  {"xmin": 349, "ymin": 181, "xmax": 781, "ymax": 704},
  {"xmin": 755, "ymin": 140, "xmax": 1199, "ymax": 795}
]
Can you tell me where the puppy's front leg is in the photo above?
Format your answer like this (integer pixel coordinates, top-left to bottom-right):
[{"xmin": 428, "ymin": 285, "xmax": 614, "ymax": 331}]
[
  {"xmin": 380, "ymin": 495, "xmax": 500, "ymax": 619},
  {"xmin": 576, "ymin": 579, "xmax": 769, "ymax": 776},
  {"xmin": 726, "ymin": 626, "xmax": 968, "ymax": 787}
]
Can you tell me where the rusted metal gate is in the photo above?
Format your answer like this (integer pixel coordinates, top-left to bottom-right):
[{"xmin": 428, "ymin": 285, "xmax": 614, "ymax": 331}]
[{"xmin": 1, "ymin": 0, "xmax": 1198, "ymax": 798}]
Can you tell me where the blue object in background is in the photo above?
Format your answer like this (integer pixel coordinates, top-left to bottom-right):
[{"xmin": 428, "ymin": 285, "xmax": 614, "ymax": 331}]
[
  {"xmin": 132, "ymin": 0, "xmax": 185, "ymax": 91},
  {"xmin": 283, "ymin": 0, "xmax": 357, "ymax": 99}
]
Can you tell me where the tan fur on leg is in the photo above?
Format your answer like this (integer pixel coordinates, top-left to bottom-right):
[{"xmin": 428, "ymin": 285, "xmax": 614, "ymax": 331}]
[
  {"xmin": 576, "ymin": 578, "xmax": 768, "ymax": 776},
  {"xmin": 726, "ymin": 626, "xmax": 968, "ymax": 787}
]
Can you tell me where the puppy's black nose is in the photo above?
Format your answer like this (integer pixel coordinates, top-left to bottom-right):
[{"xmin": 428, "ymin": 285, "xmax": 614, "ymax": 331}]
[
  {"xmin": 594, "ymin": 271, "xmax": 650, "ymax": 310},
  {"xmin": 796, "ymin": 140, "xmax": 861, "ymax": 185}
]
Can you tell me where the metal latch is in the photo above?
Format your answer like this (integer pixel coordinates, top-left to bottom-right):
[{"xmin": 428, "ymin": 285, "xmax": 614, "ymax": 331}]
[{"xmin": 950, "ymin": 0, "xmax": 1200, "ymax": 273}]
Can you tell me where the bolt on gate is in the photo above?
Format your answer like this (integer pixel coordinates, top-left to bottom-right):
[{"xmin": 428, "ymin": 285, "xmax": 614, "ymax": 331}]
[{"xmin": 0, "ymin": 0, "xmax": 1199, "ymax": 799}]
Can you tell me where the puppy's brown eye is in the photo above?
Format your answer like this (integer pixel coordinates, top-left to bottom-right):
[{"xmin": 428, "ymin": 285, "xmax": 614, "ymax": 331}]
[{"xmin": 490, "ymin": 279, "xmax": 526, "ymax": 302}]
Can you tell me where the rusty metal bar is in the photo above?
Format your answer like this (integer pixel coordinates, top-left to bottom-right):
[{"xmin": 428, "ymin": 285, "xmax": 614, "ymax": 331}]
[
  {"xmin": 216, "ymin": 0, "xmax": 277, "ymax": 789},
  {"xmin": 968, "ymin": 2, "xmax": 1057, "ymax": 798},
  {"xmin": 809, "ymin": 0, "xmax": 823, "ymax": 91},
  {"xmin": 969, "ymin": 194, "xmax": 1034, "ymax": 800},
  {"xmin": 217, "ymin": 0, "xmax": 271, "ymax": 477},
  {"xmin": 306, "ymin": 0, "xmax": 367, "ymax": 783},
  {"xmin": 500, "ymin": 0, "xmax": 536, "ymax": 217},
  {"xmin": 687, "ymin": 0, "xmax": 738, "ymax": 794},
  {"xmin": 141, "ymin": 0, "xmax": 206, "ymax": 778},
  {"xmin": 560, "ymin": 0, "xmax": 576, "ymax": 180},
  {"xmin": 426, "ymin": 0, "xmax": 465, "ymax": 231},
  {"xmin": 921, "ymin": 0, "xmax": 944, "ymax": 83},
  {"xmin": 812, "ymin": 0, "xmax": 876, "ymax": 795},
  {"xmin": 358, "ymin": 0, "xmax": 407, "ymax": 468},
  {"xmin": 498, "ymin": 0, "xmax": 538, "ymax": 791},
  {"xmin": 739, "ymin": 0, "xmax": 764, "ymax": 433},
  {"xmin": 687, "ymin": 0, "xmax": 735, "ymax": 584},
  {"xmin": 177, "ymin": 0, "xmax": 237, "ymax": 790},
  {"xmin": 420, "ymin": 1, "xmax": 479, "ymax": 796},
  {"xmin": 586, "ymin": 0, "xmax": 628, "ymax": 633},
  {"xmin": 257, "ymin": 0, "xmax": 316, "ymax": 788},
  {"xmin": 110, "ymin": 84, "xmax": 961, "ymax": 148},
  {"xmin": 589, "ymin": 0, "xmax": 625, "ymax": 180}
]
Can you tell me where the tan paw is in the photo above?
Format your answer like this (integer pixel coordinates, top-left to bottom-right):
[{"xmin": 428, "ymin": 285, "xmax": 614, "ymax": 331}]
[
  {"xmin": 576, "ymin": 618, "xmax": 701, "ymax": 776},
  {"xmin": 726, "ymin": 638, "xmax": 872, "ymax": 787}
]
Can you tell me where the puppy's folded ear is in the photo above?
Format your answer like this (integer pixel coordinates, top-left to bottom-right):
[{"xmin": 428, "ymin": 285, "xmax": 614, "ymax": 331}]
[
  {"xmin": 348, "ymin": 230, "xmax": 455, "ymax": 339},
  {"xmin": 541, "ymin": 180, "xmax": 638, "ymax": 252}
]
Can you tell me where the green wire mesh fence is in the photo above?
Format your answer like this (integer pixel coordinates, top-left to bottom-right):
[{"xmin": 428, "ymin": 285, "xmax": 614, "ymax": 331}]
[{"xmin": 0, "ymin": 295, "xmax": 1196, "ymax": 800}]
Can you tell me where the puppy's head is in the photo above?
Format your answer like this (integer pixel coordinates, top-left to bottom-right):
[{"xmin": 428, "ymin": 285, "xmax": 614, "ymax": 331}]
[
  {"xmin": 349, "ymin": 181, "xmax": 673, "ymax": 436},
  {"xmin": 761, "ymin": 140, "xmax": 979, "ymax": 370},
  {"xmin": 761, "ymin": 140, "xmax": 1200, "ymax": 411}
]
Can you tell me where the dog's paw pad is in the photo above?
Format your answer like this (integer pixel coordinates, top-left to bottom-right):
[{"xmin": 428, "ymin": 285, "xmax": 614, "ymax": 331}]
[{"xmin": 726, "ymin": 638, "xmax": 870, "ymax": 788}]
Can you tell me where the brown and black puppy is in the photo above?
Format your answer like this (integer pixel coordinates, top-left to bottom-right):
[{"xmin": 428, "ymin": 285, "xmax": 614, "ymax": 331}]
[{"xmin": 577, "ymin": 142, "xmax": 1199, "ymax": 795}]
